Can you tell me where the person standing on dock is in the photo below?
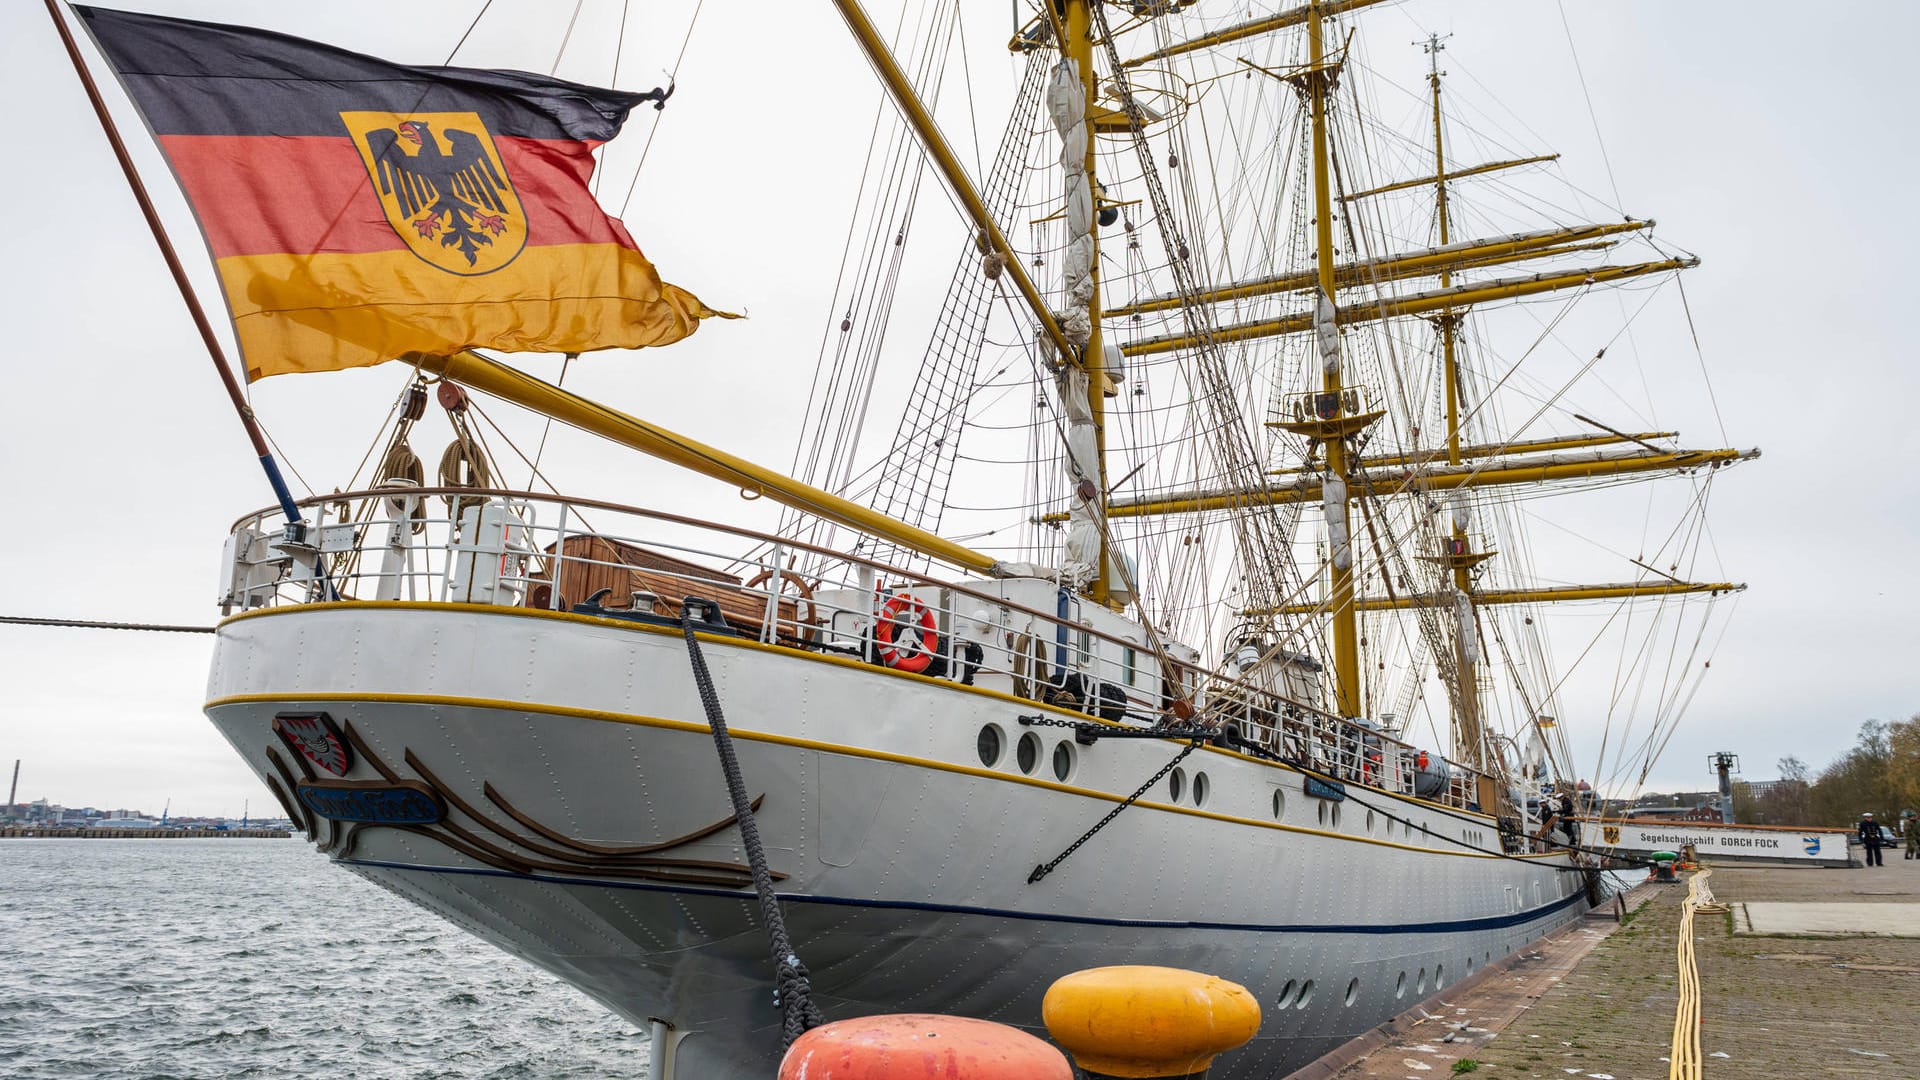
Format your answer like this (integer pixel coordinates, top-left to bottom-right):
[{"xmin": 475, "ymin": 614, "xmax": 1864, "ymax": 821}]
[
  {"xmin": 1902, "ymin": 810, "xmax": 1919, "ymax": 860},
  {"xmin": 1859, "ymin": 813, "xmax": 1885, "ymax": 867}
]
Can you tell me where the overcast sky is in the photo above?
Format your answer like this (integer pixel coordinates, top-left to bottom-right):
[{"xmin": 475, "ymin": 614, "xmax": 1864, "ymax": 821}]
[{"xmin": 0, "ymin": 0, "xmax": 1914, "ymax": 817}]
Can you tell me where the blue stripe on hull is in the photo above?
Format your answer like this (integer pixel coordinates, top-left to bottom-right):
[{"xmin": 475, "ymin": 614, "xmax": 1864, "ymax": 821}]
[{"xmin": 344, "ymin": 855, "xmax": 1590, "ymax": 934}]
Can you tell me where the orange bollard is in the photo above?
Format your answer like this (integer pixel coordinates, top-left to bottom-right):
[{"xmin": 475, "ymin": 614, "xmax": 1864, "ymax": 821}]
[
  {"xmin": 777, "ymin": 1013, "xmax": 1073, "ymax": 1080},
  {"xmin": 1043, "ymin": 965, "xmax": 1261, "ymax": 1078}
]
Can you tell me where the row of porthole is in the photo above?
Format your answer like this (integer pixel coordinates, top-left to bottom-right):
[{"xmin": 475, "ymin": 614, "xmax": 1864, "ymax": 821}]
[
  {"xmin": 1167, "ymin": 767, "xmax": 1210, "ymax": 807},
  {"xmin": 1282, "ymin": 957, "xmax": 1477, "ymax": 1013},
  {"xmin": 981, "ymin": 729, "xmax": 1474, "ymax": 842},
  {"xmin": 978, "ymin": 725, "xmax": 1075, "ymax": 782},
  {"xmin": 1284, "ymin": 796, "xmax": 1454, "ymax": 847}
]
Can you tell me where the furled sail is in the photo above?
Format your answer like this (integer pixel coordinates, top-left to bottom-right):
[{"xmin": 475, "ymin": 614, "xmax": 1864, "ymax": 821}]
[{"xmin": 1048, "ymin": 57, "xmax": 1101, "ymax": 590}]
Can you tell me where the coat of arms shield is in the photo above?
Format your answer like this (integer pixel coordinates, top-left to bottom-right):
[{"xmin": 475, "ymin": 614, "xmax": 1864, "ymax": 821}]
[{"xmin": 272, "ymin": 712, "xmax": 353, "ymax": 776}]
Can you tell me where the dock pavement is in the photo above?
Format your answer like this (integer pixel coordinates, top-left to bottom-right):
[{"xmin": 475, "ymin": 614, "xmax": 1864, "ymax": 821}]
[{"xmin": 1288, "ymin": 853, "xmax": 1920, "ymax": 1079}]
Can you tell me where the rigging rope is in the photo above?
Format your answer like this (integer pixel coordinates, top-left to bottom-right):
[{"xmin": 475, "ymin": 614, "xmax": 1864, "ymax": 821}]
[{"xmin": 675, "ymin": 601, "xmax": 824, "ymax": 1046}]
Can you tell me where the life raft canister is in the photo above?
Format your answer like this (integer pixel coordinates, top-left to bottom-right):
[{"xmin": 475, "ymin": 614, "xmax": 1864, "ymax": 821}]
[{"xmin": 875, "ymin": 593, "xmax": 941, "ymax": 674}]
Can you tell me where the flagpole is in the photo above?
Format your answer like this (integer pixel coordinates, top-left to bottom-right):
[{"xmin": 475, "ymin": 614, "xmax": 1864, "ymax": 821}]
[{"xmin": 44, "ymin": 0, "xmax": 307, "ymax": 531}]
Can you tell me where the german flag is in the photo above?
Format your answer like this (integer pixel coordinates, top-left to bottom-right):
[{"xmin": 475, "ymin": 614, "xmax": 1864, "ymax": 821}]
[{"xmin": 75, "ymin": 6, "xmax": 730, "ymax": 380}]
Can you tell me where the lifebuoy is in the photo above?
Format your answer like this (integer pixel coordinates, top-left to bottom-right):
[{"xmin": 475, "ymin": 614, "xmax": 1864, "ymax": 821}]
[{"xmin": 875, "ymin": 594, "xmax": 940, "ymax": 674}]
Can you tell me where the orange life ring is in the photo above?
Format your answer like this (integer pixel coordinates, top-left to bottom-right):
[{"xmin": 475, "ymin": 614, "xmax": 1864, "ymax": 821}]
[{"xmin": 875, "ymin": 594, "xmax": 940, "ymax": 674}]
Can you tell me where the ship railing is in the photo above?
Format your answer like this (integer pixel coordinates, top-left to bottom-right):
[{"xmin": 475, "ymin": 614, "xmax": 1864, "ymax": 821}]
[{"xmin": 223, "ymin": 486, "xmax": 1484, "ymax": 811}]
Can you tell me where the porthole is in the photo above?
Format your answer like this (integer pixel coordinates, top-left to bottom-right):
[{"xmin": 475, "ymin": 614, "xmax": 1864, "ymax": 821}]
[
  {"xmin": 1294, "ymin": 979, "xmax": 1315, "ymax": 1009},
  {"xmin": 1052, "ymin": 741, "xmax": 1075, "ymax": 782},
  {"xmin": 1330, "ymin": 804, "xmax": 1342, "ymax": 830},
  {"xmin": 1193, "ymin": 772, "xmax": 1210, "ymax": 808},
  {"xmin": 1275, "ymin": 979, "xmax": 1296, "ymax": 1007},
  {"xmin": 1272, "ymin": 789, "xmax": 1286, "ymax": 819},
  {"xmin": 1016, "ymin": 732, "xmax": 1041, "ymax": 775},
  {"xmin": 1365, "ymin": 809, "xmax": 1375, "ymax": 834},
  {"xmin": 1435, "ymin": 962, "xmax": 1446, "ymax": 988},
  {"xmin": 1466, "ymin": 957, "xmax": 1475, "ymax": 976},
  {"xmin": 977, "ymin": 725, "xmax": 1004, "ymax": 767},
  {"xmin": 1169, "ymin": 767, "xmax": 1186, "ymax": 803},
  {"xmin": 1344, "ymin": 978, "xmax": 1359, "ymax": 1007},
  {"xmin": 1394, "ymin": 971, "xmax": 1407, "ymax": 999},
  {"xmin": 1317, "ymin": 801, "xmax": 1328, "ymax": 826},
  {"xmin": 1415, "ymin": 968, "xmax": 1427, "ymax": 994}
]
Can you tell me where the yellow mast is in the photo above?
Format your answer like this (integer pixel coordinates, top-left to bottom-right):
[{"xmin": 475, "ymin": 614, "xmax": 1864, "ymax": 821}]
[
  {"xmin": 1069, "ymin": 444, "xmax": 1754, "ymax": 519},
  {"xmin": 1340, "ymin": 153, "xmax": 1558, "ymax": 202},
  {"xmin": 829, "ymin": 0, "xmax": 1073, "ymax": 362},
  {"xmin": 1108, "ymin": 219, "xmax": 1649, "ymax": 317},
  {"xmin": 1306, "ymin": 1, "xmax": 1363, "ymax": 719},
  {"xmin": 1424, "ymin": 33, "xmax": 1490, "ymax": 773},
  {"xmin": 1121, "ymin": 256, "xmax": 1694, "ymax": 357},
  {"xmin": 407, "ymin": 350, "xmax": 1004, "ymax": 576},
  {"xmin": 1252, "ymin": 578, "xmax": 1744, "ymax": 616}
]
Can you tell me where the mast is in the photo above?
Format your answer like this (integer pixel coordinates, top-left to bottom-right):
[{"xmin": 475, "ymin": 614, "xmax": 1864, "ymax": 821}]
[
  {"xmin": 1308, "ymin": 1, "xmax": 1363, "ymax": 719},
  {"xmin": 1424, "ymin": 33, "xmax": 1491, "ymax": 774}
]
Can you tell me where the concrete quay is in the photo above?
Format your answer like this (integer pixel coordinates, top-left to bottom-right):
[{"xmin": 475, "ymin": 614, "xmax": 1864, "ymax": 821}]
[
  {"xmin": 0, "ymin": 825, "xmax": 290, "ymax": 838},
  {"xmin": 1289, "ymin": 856, "xmax": 1920, "ymax": 1079}
]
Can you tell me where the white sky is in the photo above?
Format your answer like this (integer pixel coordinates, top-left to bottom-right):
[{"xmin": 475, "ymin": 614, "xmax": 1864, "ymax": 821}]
[{"xmin": 0, "ymin": 0, "xmax": 1914, "ymax": 816}]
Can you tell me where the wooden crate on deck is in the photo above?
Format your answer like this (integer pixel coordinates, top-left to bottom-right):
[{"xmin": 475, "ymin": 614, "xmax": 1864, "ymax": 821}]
[{"xmin": 525, "ymin": 534, "xmax": 806, "ymax": 641}]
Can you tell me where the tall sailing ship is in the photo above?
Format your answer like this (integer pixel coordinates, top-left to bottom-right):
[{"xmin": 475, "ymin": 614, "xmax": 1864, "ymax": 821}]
[{"xmin": 58, "ymin": 1, "xmax": 1753, "ymax": 1076}]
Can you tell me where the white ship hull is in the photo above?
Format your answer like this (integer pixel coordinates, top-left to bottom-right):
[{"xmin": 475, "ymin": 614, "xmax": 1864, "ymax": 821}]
[{"xmin": 208, "ymin": 603, "xmax": 1587, "ymax": 1078}]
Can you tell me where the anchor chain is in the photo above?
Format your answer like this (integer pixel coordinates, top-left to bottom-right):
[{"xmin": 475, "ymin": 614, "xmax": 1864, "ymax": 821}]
[{"xmin": 1028, "ymin": 729, "xmax": 1204, "ymax": 884}]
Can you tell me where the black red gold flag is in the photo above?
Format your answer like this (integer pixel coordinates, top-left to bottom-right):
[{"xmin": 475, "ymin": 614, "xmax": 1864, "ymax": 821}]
[{"xmin": 74, "ymin": 5, "xmax": 731, "ymax": 380}]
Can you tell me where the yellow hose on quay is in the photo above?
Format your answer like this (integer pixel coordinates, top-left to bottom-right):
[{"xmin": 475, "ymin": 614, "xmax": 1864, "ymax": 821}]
[{"xmin": 1668, "ymin": 868, "xmax": 1727, "ymax": 1080}]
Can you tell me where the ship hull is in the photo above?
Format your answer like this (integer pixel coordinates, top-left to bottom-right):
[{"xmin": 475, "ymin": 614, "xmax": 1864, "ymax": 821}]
[{"xmin": 208, "ymin": 603, "xmax": 1587, "ymax": 1078}]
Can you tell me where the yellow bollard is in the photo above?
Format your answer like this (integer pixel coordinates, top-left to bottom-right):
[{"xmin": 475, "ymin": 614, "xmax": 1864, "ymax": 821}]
[{"xmin": 1042, "ymin": 965, "xmax": 1261, "ymax": 1079}]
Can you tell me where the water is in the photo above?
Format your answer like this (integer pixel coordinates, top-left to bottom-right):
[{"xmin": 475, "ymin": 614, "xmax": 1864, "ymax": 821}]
[{"xmin": 0, "ymin": 840, "xmax": 648, "ymax": 1078}]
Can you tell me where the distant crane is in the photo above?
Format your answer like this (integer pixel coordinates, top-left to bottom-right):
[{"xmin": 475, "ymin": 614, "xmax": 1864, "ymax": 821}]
[{"xmin": 1709, "ymin": 752, "xmax": 1740, "ymax": 824}]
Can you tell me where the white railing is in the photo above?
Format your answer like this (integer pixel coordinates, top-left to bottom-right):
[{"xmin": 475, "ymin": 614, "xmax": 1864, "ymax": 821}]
[{"xmin": 223, "ymin": 485, "xmax": 1484, "ymax": 811}]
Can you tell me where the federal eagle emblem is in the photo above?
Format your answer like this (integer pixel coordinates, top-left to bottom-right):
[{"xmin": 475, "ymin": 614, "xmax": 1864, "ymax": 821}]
[
  {"xmin": 342, "ymin": 110, "xmax": 527, "ymax": 275},
  {"xmin": 272, "ymin": 712, "xmax": 353, "ymax": 777},
  {"xmin": 1602, "ymin": 825, "xmax": 1621, "ymax": 846}
]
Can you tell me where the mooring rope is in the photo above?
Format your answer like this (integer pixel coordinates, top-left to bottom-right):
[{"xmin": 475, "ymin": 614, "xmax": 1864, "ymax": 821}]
[
  {"xmin": 1668, "ymin": 866, "xmax": 1726, "ymax": 1080},
  {"xmin": 0, "ymin": 615, "xmax": 214, "ymax": 634},
  {"xmin": 676, "ymin": 601, "xmax": 824, "ymax": 1047}
]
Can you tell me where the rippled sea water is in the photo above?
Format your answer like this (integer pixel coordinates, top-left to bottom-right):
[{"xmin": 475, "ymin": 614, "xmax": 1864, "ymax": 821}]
[{"xmin": 0, "ymin": 840, "xmax": 648, "ymax": 1078}]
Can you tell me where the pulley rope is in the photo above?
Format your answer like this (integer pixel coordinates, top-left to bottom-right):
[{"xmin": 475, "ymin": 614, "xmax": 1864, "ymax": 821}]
[{"xmin": 675, "ymin": 602, "xmax": 823, "ymax": 1047}]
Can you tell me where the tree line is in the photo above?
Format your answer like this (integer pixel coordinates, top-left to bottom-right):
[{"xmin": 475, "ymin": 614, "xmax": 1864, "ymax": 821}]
[{"xmin": 1731, "ymin": 715, "xmax": 1920, "ymax": 827}]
